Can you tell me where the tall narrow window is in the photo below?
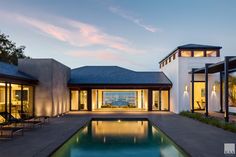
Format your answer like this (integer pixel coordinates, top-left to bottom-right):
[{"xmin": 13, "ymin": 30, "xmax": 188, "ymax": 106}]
[
  {"xmin": 229, "ymin": 72, "xmax": 236, "ymax": 108},
  {"xmin": 80, "ymin": 90, "xmax": 88, "ymax": 110},
  {"xmin": 152, "ymin": 91, "xmax": 160, "ymax": 110},
  {"xmin": 0, "ymin": 83, "xmax": 6, "ymax": 122},
  {"xmin": 71, "ymin": 90, "xmax": 79, "ymax": 110},
  {"xmin": 11, "ymin": 84, "xmax": 21, "ymax": 119},
  {"xmin": 22, "ymin": 85, "xmax": 33, "ymax": 118},
  {"xmin": 161, "ymin": 90, "xmax": 169, "ymax": 110},
  {"xmin": 194, "ymin": 82, "xmax": 206, "ymax": 110}
]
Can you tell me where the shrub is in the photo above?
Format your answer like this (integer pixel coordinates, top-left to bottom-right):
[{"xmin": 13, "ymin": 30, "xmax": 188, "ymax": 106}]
[{"xmin": 180, "ymin": 111, "xmax": 236, "ymax": 133}]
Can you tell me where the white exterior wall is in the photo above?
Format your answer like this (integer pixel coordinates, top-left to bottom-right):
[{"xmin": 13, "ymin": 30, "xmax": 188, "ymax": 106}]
[
  {"xmin": 161, "ymin": 56, "xmax": 221, "ymax": 113},
  {"xmin": 160, "ymin": 57, "xmax": 179, "ymax": 113}
]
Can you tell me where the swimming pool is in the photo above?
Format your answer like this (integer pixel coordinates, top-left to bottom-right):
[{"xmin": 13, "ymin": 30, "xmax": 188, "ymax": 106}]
[{"xmin": 51, "ymin": 119, "xmax": 188, "ymax": 157}]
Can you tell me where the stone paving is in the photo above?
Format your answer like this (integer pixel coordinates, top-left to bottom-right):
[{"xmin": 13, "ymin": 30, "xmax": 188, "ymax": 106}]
[{"xmin": 0, "ymin": 111, "xmax": 235, "ymax": 157}]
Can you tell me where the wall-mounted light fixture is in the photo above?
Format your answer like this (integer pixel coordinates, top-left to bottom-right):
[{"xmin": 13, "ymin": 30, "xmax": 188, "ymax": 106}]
[
  {"xmin": 185, "ymin": 85, "xmax": 188, "ymax": 92},
  {"xmin": 212, "ymin": 85, "xmax": 216, "ymax": 92}
]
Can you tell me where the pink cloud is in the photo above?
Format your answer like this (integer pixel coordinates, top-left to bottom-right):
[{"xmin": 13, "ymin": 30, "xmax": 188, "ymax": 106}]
[
  {"xmin": 109, "ymin": 6, "xmax": 160, "ymax": 33},
  {"xmin": 2, "ymin": 12, "xmax": 144, "ymax": 54}
]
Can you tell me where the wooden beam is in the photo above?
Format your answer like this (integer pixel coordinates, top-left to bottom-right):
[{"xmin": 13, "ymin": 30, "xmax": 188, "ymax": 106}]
[
  {"xmin": 220, "ymin": 72, "xmax": 223, "ymax": 113},
  {"xmin": 205, "ymin": 64, "xmax": 210, "ymax": 117},
  {"xmin": 224, "ymin": 57, "xmax": 229, "ymax": 122},
  {"xmin": 191, "ymin": 68, "xmax": 195, "ymax": 113}
]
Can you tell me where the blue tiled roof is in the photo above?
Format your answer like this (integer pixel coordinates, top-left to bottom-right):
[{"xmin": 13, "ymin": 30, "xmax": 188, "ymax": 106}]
[
  {"xmin": 69, "ymin": 66, "xmax": 172, "ymax": 85},
  {"xmin": 0, "ymin": 61, "xmax": 37, "ymax": 81}
]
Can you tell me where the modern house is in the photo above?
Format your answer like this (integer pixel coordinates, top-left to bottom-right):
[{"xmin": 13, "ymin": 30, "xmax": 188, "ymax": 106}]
[{"xmin": 0, "ymin": 44, "xmax": 235, "ymax": 122}]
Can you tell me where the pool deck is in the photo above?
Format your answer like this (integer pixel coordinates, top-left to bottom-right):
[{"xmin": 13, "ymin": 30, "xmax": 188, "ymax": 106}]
[{"xmin": 0, "ymin": 111, "xmax": 236, "ymax": 157}]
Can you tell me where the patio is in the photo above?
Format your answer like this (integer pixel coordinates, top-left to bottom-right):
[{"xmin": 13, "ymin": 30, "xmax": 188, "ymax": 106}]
[{"xmin": 0, "ymin": 112, "xmax": 235, "ymax": 157}]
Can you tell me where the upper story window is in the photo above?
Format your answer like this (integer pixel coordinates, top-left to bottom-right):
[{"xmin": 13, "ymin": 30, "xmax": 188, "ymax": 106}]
[
  {"xmin": 194, "ymin": 51, "xmax": 204, "ymax": 57},
  {"xmin": 180, "ymin": 51, "xmax": 192, "ymax": 57},
  {"xmin": 206, "ymin": 50, "xmax": 217, "ymax": 57}
]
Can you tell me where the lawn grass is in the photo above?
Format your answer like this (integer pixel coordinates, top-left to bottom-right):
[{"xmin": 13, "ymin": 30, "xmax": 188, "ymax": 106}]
[{"xmin": 180, "ymin": 111, "xmax": 236, "ymax": 133}]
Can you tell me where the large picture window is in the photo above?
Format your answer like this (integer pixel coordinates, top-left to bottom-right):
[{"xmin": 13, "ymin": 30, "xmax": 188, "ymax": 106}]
[{"xmin": 102, "ymin": 91, "xmax": 137, "ymax": 108}]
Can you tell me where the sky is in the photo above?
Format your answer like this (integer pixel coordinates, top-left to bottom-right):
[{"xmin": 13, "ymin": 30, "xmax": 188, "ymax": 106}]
[{"xmin": 0, "ymin": 0, "xmax": 236, "ymax": 71}]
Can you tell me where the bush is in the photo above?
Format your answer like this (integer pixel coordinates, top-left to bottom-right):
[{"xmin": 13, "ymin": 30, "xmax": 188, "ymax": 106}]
[{"xmin": 180, "ymin": 111, "xmax": 236, "ymax": 133}]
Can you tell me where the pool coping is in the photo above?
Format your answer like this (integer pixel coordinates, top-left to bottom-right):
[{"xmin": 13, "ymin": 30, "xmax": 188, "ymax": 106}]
[{"xmin": 48, "ymin": 117, "xmax": 191, "ymax": 157}]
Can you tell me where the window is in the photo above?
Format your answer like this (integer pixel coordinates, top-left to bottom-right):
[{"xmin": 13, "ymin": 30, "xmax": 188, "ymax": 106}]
[
  {"xmin": 181, "ymin": 51, "xmax": 192, "ymax": 57},
  {"xmin": 206, "ymin": 50, "xmax": 217, "ymax": 57},
  {"xmin": 168, "ymin": 57, "xmax": 171, "ymax": 63},
  {"xmin": 161, "ymin": 91, "xmax": 169, "ymax": 110},
  {"xmin": 152, "ymin": 91, "xmax": 160, "ymax": 110},
  {"xmin": 71, "ymin": 90, "xmax": 79, "ymax": 110},
  {"xmin": 193, "ymin": 82, "xmax": 206, "ymax": 110},
  {"xmin": 102, "ymin": 91, "xmax": 137, "ymax": 108},
  {"xmin": 22, "ymin": 85, "xmax": 33, "ymax": 118},
  {"xmin": 229, "ymin": 72, "xmax": 236, "ymax": 107},
  {"xmin": 165, "ymin": 60, "xmax": 167, "ymax": 65},
  {"xmin": 152, "ymin": 90, "xmax": 169, "ymax": 111},
  {"xmin": 80, "ymin": 90, "xmax": 88, "ymax": 110},
  {"xmin": 193, "ymin": 51, "xmax": 204, "ymax": 57}
]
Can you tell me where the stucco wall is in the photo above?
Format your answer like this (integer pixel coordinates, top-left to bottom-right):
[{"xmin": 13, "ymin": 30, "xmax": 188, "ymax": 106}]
[
  {"xmin": 18, "ymin": 59, "xmax": 71, "ymax": 117},
  {"xmin": 160, "ymin": 57, "xmax": 179, "ymax": 113},
  {"xmin": 161, "ymin": 56, "xmax": 221, "ymax": 113}
]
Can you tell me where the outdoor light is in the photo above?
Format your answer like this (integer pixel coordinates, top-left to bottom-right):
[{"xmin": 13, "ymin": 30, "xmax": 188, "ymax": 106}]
[
  {"xmin": 185, "ymin": 85, "xmax": 188, "ymax": 92},
  {"xmin": 212, "ymin": 85, "xmax": 216, "ymax": 92}
]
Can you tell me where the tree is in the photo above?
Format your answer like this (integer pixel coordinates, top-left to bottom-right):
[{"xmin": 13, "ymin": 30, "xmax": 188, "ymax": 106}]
[{"xmin": 0, "ymin": 32, "xmax": 29, "ymax": 65}]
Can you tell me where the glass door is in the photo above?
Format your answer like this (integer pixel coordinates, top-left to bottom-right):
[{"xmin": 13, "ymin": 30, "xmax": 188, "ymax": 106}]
[
  {"xmin": 79, "ymin": 90, "xmax": 88, "ymax": 110},
  {"xmin": 152, "ymin": 90, "xmax": 169, "ymax": 111}
]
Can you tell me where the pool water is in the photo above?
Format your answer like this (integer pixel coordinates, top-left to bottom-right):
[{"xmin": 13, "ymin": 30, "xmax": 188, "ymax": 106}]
[{"xmin": 51, "ymin": 119, "xmax": 188, "ymax": 157}]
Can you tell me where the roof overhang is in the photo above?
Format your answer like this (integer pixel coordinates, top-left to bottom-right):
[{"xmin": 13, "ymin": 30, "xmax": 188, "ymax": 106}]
[
  {"xmin": 191, "ymin": 57, "xmax": 236, "ymax": 74},
  {"xmin": 0, "ymin": 74, "xmax": 38, "ymax": 85},
  {"xmin": 68, "ymin": 83, "xmax": 172, "ymax": 90}
]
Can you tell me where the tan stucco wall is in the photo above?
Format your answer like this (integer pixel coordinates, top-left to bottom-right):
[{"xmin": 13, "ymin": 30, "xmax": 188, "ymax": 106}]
[{"xmin": 18, "ymin": 59, "xmax": 71, "ymax": 117}]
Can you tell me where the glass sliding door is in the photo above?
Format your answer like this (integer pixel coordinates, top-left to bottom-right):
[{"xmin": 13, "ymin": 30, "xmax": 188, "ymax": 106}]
[
  {"xmin": 71, "ymin": 90, "xmax": 79, "ymax": 110},
  {"xmin": 79, "ymin": 90, "xmax": 88, "ymax": 110},
  {"xmin": 161, "ymin": 90, "xmax": 169, "ymax": 111},
  {"xmin": 152, "ymin": 90, "xmax": 169, "ymax": 111},
  {"xmin": 11, "ymin": 84, "xmax": 22, "ymax": 119},
  {"xmin": 194, "ymin": 82, "xmax": 206, "ymax": 110},
  {"xmin": 22, "ymin": 85, "xmax": 33, "ymax": 118},
  {"xmin": 152, "ymin": 91, "xmax": 160, "ymax": 110},
  {"xmin": 70, "ymin": 90, "xmax": 88, "ymax": 111}
]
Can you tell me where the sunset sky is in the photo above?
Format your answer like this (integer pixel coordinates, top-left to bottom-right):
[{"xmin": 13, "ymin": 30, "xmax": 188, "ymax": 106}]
[{"xmin": 0, "ymin": 0, "xmax": 236, "ymax": 70}]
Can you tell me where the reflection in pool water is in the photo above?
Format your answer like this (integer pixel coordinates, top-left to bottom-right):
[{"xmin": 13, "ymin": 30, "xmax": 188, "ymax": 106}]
[{"xmin": 51, "ymin": 120, "xmax": 188, "ymax": 157}]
